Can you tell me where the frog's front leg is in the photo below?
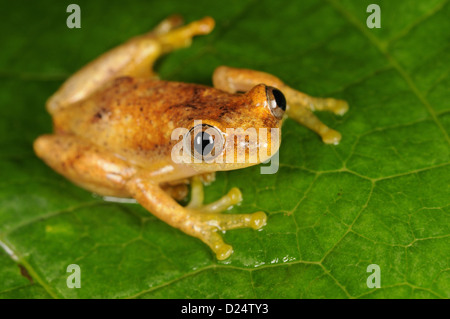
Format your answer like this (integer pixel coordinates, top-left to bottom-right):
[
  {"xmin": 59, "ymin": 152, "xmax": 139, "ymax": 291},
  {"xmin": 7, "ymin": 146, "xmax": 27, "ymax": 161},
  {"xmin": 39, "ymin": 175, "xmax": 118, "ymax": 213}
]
[
  {"xmin": 186, "ymin": 175, "xmax": 243, "ymax": 213},
  {"xmin": 213, "ymin": 66, "xmax": 348, "ymax": 144},
  {"xmin": 35, "ymin": 135, "xmax": 265, "ymax": 260},
  {"xmin": 126, "ymin": 175, "xmax": 266, "ymax": 260}
]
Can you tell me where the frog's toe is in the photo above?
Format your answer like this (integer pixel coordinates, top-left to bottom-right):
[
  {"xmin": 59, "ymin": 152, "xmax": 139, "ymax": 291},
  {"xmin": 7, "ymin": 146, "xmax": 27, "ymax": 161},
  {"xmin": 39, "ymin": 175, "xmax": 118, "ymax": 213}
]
[
  {"xmin": 194, "ymin": 17, "xmax": 215, "ymax": 35},
  {"xmin": 216, "ymin": 244, "xmax": 233, "ymax": 261},
  {"xmin": 188, "ymin": 210, "xmax": 267, "ymax": 260},
  {"xmin": 248, "ymin": 211, "xmax": 268, "ymax": 230},
  {"xmin": 321, "ymin": 129, "xmax": 342, "ymax": 145},
  {"xmin": 221, "ymin": 211, "xmax": 267, "ymax": 231},
  {"xmin": 153, "ymin": 14, "xmax": 185, "ymax": 35},
  {"xmin": 178, "ymin": 16, "xmax": 214, "ymax": 39},
  {"xmin": 194, "ymin": 187, "xmax": 242, "ymax": 214},
  {"xmin": 209, "ymin": 210, "xmax": 267, "ymax": 231},
  {"xmin": 189, "ymin": 184, "xmax": 267, "ymax": 229},
  {"xmin": 334, "ymin": 99, "xmax": 349, "ymax": 116},
  {"xmin": 206, "ymin": 231, "xmax": 233, "ymax": 260},
  {"xmin": 184, "ymin": 177, "xmax": 266, "ymax": 259},
  {"xmin": 190, "ymin": 210, "xmax": 267, "ymax": 234}
]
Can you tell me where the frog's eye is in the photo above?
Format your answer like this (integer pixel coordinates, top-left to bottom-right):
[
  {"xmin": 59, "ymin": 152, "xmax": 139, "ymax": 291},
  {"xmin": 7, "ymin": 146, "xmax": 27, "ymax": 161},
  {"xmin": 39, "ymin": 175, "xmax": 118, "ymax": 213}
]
[
  {"xmin": 185, "ymin": 124, "xmax": 224, "ymax": 162},
  {"xmin": 266, "ymin": 86, "xmax": 286, "ymax": 119}
]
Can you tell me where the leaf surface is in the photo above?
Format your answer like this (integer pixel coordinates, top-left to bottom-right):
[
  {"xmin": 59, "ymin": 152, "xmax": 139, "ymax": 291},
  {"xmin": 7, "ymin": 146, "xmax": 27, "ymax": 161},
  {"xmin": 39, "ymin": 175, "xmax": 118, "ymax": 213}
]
[{"xmin": 0, "ymin": 0, "xmax": 448, "ymax": 298}]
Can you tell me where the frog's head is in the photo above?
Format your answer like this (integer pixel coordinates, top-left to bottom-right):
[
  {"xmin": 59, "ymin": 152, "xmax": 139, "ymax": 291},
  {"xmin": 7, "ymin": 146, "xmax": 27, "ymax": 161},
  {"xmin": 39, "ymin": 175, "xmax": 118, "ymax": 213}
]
[{"xmin": 182, "ymin": 84, "xmax": 286, "ymax": 172}]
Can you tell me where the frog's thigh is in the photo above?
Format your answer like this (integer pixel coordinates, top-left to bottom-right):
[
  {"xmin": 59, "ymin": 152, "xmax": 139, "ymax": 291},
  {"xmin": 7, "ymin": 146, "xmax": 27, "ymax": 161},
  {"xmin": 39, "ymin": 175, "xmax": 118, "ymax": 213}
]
[{"xmin": 34, "ymin": 134, "xmax": 136, "ymax": 197}]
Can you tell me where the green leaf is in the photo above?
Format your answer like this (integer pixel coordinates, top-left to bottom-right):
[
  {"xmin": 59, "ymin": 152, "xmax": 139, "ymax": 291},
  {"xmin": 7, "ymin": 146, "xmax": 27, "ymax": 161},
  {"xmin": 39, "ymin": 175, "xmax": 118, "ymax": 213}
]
[{"xmin": 0, "ymin": 0, "xmax": 448, "ymax": 298}]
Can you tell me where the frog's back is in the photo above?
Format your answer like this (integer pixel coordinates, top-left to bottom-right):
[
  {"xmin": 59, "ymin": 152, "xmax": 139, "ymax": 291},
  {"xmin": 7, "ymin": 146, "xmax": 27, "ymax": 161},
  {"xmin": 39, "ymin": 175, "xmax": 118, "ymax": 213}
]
[{"xmin": 52, "ymin": 77, "xmax": 240, "ymax": 164}]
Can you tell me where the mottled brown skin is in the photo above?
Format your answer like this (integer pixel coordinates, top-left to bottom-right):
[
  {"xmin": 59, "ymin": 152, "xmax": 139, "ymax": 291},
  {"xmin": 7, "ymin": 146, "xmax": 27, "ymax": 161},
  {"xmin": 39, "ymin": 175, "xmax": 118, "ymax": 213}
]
[
  {"xmin": 53, "ymin": 77, "xmax": 280, "ymax": 175},
  {"xmin": 34, "ymin": 16, "xmax": 348, "ymax": 260}
]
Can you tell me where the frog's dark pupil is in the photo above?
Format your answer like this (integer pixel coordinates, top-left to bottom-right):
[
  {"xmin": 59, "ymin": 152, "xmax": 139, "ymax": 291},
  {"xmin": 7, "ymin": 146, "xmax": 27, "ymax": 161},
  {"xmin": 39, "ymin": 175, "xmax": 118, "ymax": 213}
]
[
  {"xmin": 194, "ymin": 132, "xmax": 214, "ymax": 156},
  {"xmin": 273, "ymin": 89, "xmax": 286, "ymax": 111}
]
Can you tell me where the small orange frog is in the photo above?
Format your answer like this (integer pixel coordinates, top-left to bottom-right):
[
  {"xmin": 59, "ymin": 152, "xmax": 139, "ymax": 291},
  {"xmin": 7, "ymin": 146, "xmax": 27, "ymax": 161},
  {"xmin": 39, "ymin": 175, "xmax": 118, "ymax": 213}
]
[{"xmin": 34, "ymin": 16, "xmax": 348, "ymax": 260}]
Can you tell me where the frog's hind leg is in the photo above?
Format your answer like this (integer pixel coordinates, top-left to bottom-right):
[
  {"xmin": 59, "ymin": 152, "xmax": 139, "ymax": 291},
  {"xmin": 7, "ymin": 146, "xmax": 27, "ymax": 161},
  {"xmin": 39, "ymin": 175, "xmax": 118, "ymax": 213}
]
[
  {"xmin": 47, "ymin": 16, "xmax": 215, "ymax": 115},
  {"xmin": 33, "ymin": 134, "xmax": 137, "ymax": 197},
  {"xmin": 126, "ymin": 174, "xmax": 266, "ymax": 260},
  {"xmin": 151, "ymin": 14, "xmax": 185, "ymax": 36},
  {"xmin": 34, "ymin": 134, "xmax": 191, "ymax": 201},
  {"xmin": 213, "ymin": 66, "xmax": 348, "ymax": 144}
]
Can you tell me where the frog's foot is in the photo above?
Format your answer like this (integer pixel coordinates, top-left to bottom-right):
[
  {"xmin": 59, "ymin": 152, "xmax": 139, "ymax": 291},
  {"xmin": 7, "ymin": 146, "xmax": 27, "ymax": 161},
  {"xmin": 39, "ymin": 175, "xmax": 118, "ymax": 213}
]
[
  {"xmin": 280, "ymin": 86, "xmax": 347, "ymax": 144},
  {"xmin": 285, "ymin": 101, "xmax": 341, "ymax": 144},
  {"xmin": 157, "ymin": 16, "xmax": 215, "ymax": 53},
  {"xmin": 185, "ymin": 176, "xmax": 266, "ymax": 259},
  {"xmin": 305, "ymin": 97, "xmax": 349, "ymax": 116},
  {"xmin": 321, "ymin": 128, "xmax": 342, "ymax": 145},
  {"xmin": 151, "ymin": 14, "xmax": 184, "ymax": 36},
  {"xmin": 127, "ymin": 176, "xmax": 266, "ymax": 260},
  {"xmin": 282, "ymin": 85, "xmax": 348, "ymax": 144},
  {"xmin": 186, "ymin": 209, "xmax": 267, "ymax": 260}
]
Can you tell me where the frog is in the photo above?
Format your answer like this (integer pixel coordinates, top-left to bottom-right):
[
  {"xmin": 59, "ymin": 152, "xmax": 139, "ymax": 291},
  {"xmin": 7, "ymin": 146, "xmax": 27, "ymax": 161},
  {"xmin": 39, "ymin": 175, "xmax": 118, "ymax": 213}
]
[{"xmin": 33, "ymin": 15, "xmax": 348, "ymax": 260}]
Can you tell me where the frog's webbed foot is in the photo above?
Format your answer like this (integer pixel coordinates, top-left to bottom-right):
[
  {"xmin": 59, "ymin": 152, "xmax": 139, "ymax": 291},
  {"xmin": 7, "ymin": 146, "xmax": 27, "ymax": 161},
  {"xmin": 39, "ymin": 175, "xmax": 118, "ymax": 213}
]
[
  {"xmin": 155, "ymin": 16, "xmax": 215, "ymax": 54},
  {"xmin": 126, "ymin": 175, "xmax": 266, "ymax": 260},
  {"xmin": 283, "ymin": 86, "xmax": 348, "ymax": 145},
  {"xmin": 185, "ymin": 209, "xmax": 267, "ymax": 260},
  {"xmin": 185, "ymin": 176, "xmax": 266, "ymax": 259}
]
